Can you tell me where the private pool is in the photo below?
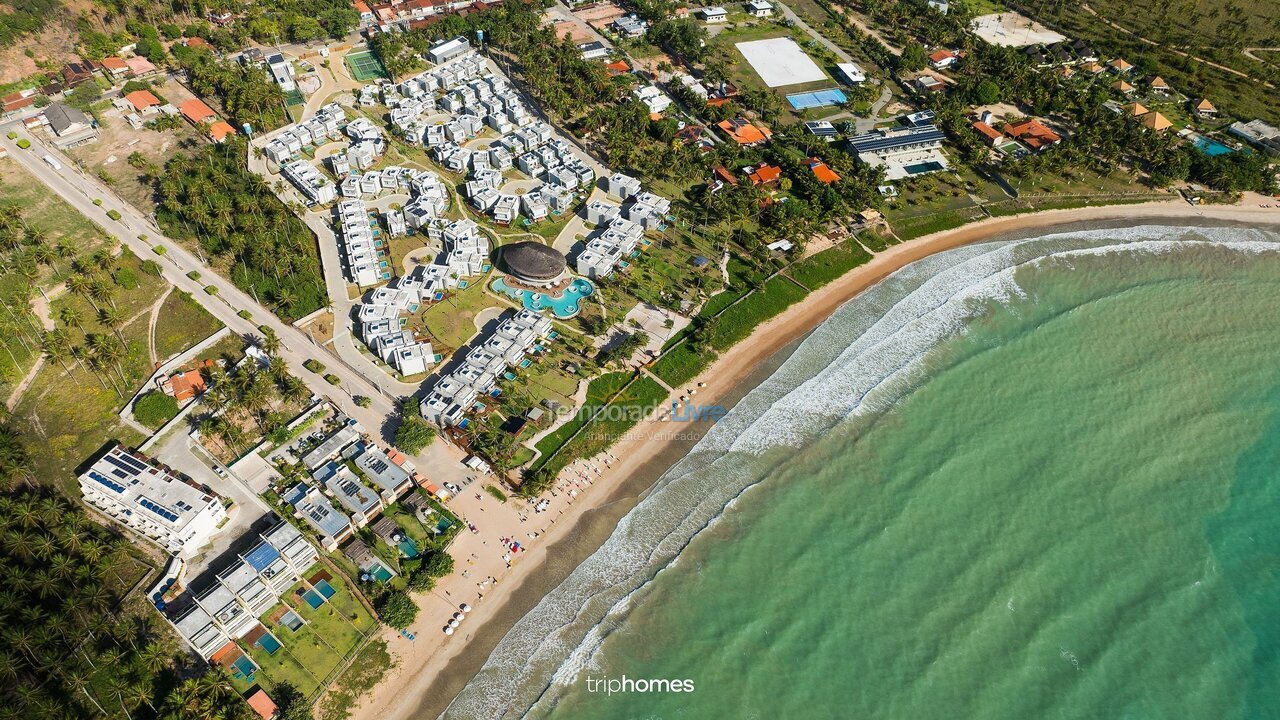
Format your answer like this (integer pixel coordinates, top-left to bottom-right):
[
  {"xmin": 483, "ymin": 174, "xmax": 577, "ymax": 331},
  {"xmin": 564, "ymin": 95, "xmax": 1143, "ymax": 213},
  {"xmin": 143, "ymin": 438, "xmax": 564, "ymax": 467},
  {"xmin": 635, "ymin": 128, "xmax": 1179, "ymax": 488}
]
[
  {"xmin": 492, "ymin": 277, "xmax": 594, "ymax": 319},
  {"xmin": 1191, "ymin": 134, "xmax": 1234, "ymax": 156}
]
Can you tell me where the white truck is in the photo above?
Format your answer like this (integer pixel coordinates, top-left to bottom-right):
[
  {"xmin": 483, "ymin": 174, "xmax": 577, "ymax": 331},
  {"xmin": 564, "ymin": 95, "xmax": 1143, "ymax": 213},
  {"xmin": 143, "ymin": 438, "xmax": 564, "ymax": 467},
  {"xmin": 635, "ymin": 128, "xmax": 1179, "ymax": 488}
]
[{"xmin": 42, "ymin": 154, "xmax": 62, "ymax": 170}]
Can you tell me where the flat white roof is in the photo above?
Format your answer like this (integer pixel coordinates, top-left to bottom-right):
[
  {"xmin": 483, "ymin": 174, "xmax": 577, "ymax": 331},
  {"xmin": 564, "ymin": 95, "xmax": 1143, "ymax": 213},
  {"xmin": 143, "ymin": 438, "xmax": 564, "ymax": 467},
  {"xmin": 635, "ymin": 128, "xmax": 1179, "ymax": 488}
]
[{"xmin": 735, "ymin": 37, "xmax": 827, "ymax": 88}]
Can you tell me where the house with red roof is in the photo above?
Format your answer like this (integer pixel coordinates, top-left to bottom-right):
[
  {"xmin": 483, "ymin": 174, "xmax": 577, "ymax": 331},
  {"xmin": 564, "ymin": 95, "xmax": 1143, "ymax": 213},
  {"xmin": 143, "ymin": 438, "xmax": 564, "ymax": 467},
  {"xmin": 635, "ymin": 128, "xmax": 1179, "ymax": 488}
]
[
  {"xmin": 125, "ymin": 56, "xmax": 159, "ymax": 77},
  {"xmin": 1002, "ymin": 118, "xmax": 1062, "ymax": 151},
  {"xmin": 124, "ymin": 89, "xmax": 163, "ymax": 114},
  {"xmin": 929, "ymin": 49, "xmax": 957, "ymax": 69},
  {"xmin": 971, "ymin": 120, "xmax": 1003, "ymax": 146},
  {"xmin": 245, "ymin": 689, "xmax": 279, "ymax": 720},
  {"xmin": 209, "ymin": 121, "xmax": 237, "ymax": 143},
  {"xmin": 747, "ymin": 162, "xmax": 782, "ymax": 186},
  {"xmin": 807, "ymin": 158, "xmax": 840, "ymax": 184},
  {"xmin": 100, "ymin": 57, "xmax": 130, "ymax": 79},
  {"xmin": 718, "ymin": 117, "xmax": 772, "ymax": 146},
  {"xmin": 178, "ymin": 98, "xmax": 218, "ymax": 125}
]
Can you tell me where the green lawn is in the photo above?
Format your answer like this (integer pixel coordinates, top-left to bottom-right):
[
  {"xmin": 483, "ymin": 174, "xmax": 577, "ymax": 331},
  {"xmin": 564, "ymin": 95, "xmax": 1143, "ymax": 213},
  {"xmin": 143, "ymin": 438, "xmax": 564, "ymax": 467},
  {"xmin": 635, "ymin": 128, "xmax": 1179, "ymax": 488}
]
[
  {"xmin": 535, "ymin": 375, "xmax": 668, "ymax": 476},
  {"xmin": 14, "ymin": 248, "xmax": 169, "ymax": 492},
  {"xmin": 786, "ymin": 239, "xmax": 874, "ymax": 290},
  {"xmin": 651, "ymin": 343, "xmax": 707, "ymax": 387},
  {"xmin": 411, "ymin": 279, "xmax": 501, "ymax": 354},
  {"xmin": 533, "ymin": 371, "xmax": 635, "ymax": 466},
  {"xmin": 704, "ymin": 275, "xmax": 808, "ymax": 351},
  {"xmin": 152, "ymin": 289, "xmax": 224, "ymax": 362}
]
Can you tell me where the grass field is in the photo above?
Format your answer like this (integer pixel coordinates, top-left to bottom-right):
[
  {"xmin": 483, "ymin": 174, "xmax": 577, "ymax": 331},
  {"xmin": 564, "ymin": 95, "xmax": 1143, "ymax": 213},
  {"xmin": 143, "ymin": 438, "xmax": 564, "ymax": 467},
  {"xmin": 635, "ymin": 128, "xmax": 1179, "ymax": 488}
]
[
  {"xmin": 14, "ymin": 249, "xmax": 172, "ymax": 493},
  {"xmin": 704, "ymin": 275, "xmax": 808, "ymax": 350},
  {"xmin": 152, "ymin": 289, "xmax": 224, "ymax": 362},
  {"xmin": 534, "ymin": 375, "xmax": 668, "ymax": 476},
  {"xmin": 411, "ymin": 280, "xmax": 501, "ymax": 354},
  {"xmin": 786, "ymin": 238, "xmax": 875, "ymax": 290}
]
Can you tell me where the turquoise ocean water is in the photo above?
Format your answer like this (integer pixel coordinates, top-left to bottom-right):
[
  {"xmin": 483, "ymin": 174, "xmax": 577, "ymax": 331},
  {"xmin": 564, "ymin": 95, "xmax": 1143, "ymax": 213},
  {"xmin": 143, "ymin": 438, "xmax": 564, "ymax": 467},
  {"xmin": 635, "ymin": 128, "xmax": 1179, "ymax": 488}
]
[{"xmin": 445, "ymin": 224, "xmax": 1280, "ymax": 720}]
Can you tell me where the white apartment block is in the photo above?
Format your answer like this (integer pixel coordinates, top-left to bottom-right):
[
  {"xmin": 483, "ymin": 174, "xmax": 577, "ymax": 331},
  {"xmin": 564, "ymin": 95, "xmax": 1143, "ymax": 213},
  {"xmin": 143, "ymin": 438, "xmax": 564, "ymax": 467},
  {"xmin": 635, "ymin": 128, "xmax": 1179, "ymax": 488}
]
[
  {"xmin": 282, "ymin": 160, "xmax": 336, "ymax": 205},
  {"xmin": 79, "ymin": 444, "xmax": 227, "ymax": 558},
  {"xmin": 171, "ymin": 520, "xmax": 319, "ymax": 658},
  {"xmin": 422, "ymin": 309, "xmax": 553, "ymax": 427},
  {"xmin": 577, "ymin": 215, "xmax": 644, "ymax": 279}
]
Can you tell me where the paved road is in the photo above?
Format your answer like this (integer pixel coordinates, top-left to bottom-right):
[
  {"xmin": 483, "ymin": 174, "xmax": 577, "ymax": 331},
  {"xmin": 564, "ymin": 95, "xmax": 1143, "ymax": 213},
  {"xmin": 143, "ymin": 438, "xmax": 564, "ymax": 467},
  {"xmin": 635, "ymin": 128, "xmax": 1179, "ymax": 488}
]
[{"xmin": 0, "ymin": 129, "xmax": 470, "ymax": 483}]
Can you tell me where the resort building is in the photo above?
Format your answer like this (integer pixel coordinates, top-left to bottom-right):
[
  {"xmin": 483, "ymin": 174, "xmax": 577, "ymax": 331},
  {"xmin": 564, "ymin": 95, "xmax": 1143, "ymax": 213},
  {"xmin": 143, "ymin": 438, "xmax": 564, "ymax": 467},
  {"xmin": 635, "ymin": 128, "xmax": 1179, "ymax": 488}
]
[
  {"xmin": 1002, "ymin": 118, "xmax": 1063, "ymax": 151},
  {"xmin": 847, "ymin": 124, "xmax": 948, "ymax": 180},
  {"xmin": 698, "ymin": 6, "xmax": 728, "ymax": 22},
  {"xmin": 746, "ymin": 0, "xmax": 773, "ymax": 17},
  {"xmin": 422, "ymin": 309, "xmax": 554, "ymax": 427},
  {"xmin": 429, "ymin": 36, "xmax": 472, "ymax": 64},
  {"xmin": 836, "ymin": 62, "xmax": 866, "ymax": 84},
  {"xmin": 79, "ymin": 444, "xmax": 227, "ymax": 558},
  {"xmin": 1228, "ymin": 120, "xmax": 1280, "ymax": 155},
  {"xmin": 500, "ymin": 241, "xmax": 568, "ymax": 286},
  {"xmin": 282, "ymin": 160, "xmax": 336, "ymax": 205},
  {"xmin": 283, "ymin": 482, "xmax": 354, "ymax": 551},
  {"xmin": 170, "ymin": 520, "xmax": 320, "ymax": 659},
  {"xmin": 576, "ymin": 215, "xmax": 644, "ymax": 279}
]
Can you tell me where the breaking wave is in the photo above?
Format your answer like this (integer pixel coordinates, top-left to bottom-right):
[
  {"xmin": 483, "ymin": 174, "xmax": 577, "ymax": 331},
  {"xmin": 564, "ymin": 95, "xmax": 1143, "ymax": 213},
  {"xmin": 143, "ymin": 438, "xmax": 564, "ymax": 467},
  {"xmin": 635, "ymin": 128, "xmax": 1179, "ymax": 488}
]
[{"xmin": 441, "ymin": 224, "xmax": 1280, "ymax": 720}]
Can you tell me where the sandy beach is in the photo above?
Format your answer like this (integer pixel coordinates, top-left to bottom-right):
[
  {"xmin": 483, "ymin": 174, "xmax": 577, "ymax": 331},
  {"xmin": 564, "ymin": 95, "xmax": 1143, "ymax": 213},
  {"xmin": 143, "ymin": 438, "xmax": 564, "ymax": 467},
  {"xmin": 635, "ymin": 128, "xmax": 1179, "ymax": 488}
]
[{"xmin": 346, "ymin": 195, "xmax": 1280, "ymax": 720}]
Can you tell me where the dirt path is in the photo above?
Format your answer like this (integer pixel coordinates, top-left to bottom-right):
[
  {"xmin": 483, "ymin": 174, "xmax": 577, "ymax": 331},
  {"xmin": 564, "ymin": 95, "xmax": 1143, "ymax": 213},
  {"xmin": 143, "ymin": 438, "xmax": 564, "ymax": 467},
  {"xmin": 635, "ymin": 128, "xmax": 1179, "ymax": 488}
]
[
  {"xmin": 6, "ymin": 288, "xmax": 61, "ymax": 411},
  {"xmin": 148, "ymin": 285, "xmax": 174, "ymax": 367}
]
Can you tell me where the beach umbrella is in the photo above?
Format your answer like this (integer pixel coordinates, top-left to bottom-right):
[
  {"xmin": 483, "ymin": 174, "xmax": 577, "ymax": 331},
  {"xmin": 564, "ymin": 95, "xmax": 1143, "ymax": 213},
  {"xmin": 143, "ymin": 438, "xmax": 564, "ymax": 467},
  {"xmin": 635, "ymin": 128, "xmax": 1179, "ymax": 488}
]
[
  {"xmin": 449, "ymin": 619, "xmax": 460, "ymax": 628},
  {"xmin": 453, "ymin": 612, "xmax": 464, "ymax": 621},
  {"xmin": 460, "ymin": 603, "xmax": 472, "ymax": 613},
  {"xmin": 444, "ymin": 627, "xmax": 454, "ymax": 635}
]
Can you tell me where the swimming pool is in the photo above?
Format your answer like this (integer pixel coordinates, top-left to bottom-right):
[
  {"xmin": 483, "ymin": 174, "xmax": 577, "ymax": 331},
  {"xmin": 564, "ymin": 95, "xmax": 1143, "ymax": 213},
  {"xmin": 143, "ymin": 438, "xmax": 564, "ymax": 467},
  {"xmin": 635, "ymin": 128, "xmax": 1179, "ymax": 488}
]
[
  {"xmin": 314, "ymin": 579, "xmax": 337, "ymax": 599},
  {"xmin": 256, "ymin": 632, "xmax": 282, "ymax": 655},
  {"xmin": 491, "ymin": 277, "xmax": 595, "ymax": 319},
  {"xmin": 903, "ymin": 161, "xmax": 947, "ymax": 175},
  {"xmin": 1191, "ymin": 134, "xmax": 1233, "ymax": 156},
  {"xmin": 232, "ymin": 655, "xmax": 257, "ymax": 679},
  {"xmin": 398, "ymin": 538, "xmax": 420, "ymax": 558},
  {"xmin": 370, "ymin": 563, "xmax": 394, "ymax": 583},
  {"xmin": 301, "ymin": 589, "xmax": 325, "ymax": 609}
]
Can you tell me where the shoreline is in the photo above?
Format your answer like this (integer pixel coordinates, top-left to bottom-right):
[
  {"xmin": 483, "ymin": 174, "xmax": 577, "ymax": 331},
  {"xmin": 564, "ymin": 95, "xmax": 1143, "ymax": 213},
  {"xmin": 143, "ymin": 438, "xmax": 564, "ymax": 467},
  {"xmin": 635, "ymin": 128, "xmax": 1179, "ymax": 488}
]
[{"xmin": 348, "ymin": 196, "xmax": 1280, "ymax": 720}]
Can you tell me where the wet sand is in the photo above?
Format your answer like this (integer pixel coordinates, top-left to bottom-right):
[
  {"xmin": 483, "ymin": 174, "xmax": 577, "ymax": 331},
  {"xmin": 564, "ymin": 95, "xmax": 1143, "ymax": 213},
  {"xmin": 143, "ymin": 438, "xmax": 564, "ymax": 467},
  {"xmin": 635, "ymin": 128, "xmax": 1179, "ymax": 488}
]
[{"xmin": 349, "ymin": 196, "xmax": 1280, "ymax": 720}]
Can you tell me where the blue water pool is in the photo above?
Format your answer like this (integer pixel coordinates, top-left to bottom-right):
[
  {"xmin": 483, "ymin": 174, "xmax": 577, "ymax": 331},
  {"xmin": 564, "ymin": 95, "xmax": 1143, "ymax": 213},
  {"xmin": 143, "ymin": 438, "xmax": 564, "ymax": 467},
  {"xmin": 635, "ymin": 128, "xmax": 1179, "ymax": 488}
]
[
  {"xmin": 256, "ymin": 632, "xmax": 282, "ymax": 655},
  {"xmin": 903, "ymin": 161, "xmax": 946, "ymax": 175},
  {"xmin": 370, "ymin": 563, "xmax": 394, "ymax": 583},
  {"xmin": 398, "ymin": 538, "xmax": 420, "ymax": 558},
  {"xmin": 232, "ymin": 655, "xmax": 257, "ymax": 679},
  {"xmin": 492, "ymin": 277, "xmax": 594, "ymax": 319},
  {"xmin": 301, "ymin": 589, "xmax": 324, "ymax": 609},
  {"xmin": 1191, "ymin": 134, "xmax": 1233, "ymax": 156},
  {"xmin": 314, "ymin": 579, "xmax": 337, "ymax": 599}
]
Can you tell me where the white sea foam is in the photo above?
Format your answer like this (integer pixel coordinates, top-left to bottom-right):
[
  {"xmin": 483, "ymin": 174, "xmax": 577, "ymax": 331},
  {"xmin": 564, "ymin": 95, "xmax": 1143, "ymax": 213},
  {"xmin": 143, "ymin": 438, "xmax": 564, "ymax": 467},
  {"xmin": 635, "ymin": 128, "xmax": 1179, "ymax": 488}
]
[{"xmin": 441, "ymin": 225, "xmax": 1280, "ymax": 720}]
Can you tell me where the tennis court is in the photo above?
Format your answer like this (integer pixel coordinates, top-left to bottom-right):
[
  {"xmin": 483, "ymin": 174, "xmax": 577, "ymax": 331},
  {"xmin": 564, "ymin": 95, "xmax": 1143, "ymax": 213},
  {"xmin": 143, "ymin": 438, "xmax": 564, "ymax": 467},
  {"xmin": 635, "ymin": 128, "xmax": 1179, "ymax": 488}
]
[
  {"xmin": 787, "ymin": 88, "xmax": 848, "ymax": 110},
  {"xmin": 346, "ymin": 50, "xmax": 389, "ymax": 81}
]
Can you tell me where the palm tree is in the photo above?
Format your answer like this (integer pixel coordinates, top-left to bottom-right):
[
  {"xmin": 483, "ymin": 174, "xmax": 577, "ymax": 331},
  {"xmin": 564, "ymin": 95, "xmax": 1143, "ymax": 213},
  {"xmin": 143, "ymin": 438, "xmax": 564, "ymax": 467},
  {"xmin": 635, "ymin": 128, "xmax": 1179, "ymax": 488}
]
[
  {"xmin": 40, "ymin": 330, "xmax": 74, "ymax": 376},
  {"xmin": 99, "ymin": 306, "xmax": 127, "ymax": 343}
]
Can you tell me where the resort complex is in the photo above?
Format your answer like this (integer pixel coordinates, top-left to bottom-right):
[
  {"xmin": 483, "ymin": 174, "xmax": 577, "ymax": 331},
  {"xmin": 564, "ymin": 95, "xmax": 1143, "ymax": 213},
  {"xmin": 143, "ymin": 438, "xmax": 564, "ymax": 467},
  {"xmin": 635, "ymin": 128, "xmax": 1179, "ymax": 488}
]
[{"xmin": 0, "ymin": 0, "xmax": 1277, "ymax": 717}]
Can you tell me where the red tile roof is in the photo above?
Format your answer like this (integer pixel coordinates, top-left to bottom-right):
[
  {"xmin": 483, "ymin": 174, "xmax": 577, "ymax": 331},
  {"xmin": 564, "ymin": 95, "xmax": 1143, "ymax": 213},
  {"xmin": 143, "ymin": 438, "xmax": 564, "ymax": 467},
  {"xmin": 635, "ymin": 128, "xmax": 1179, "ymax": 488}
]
[
  {"xmin": 178, "ymin": 98, "xmax": 217, "ymax": 124},
  {"xmin": 124, "ymin": 89, "xmax": 162, "ymax": 111},
  {"xmin": 209, "ymin": 120, "xmax": 237, "ymax": 142},
  {"xmin": 246, "ymin": 689, "xmax": 279, "ymax": 720},
  {"xmin": 747, "ymin": 163, "xmax": 782, "ymax": 185},
  {"xmin": 1002, "ymin": 119, "xmax": 1062, "ymax": 150},
  {"xmin": 971, "ymin": 120, "xmax": 1003, "ymax": 144},
  {"xmin": 101, "ymin": 57, "xmax": 129, "ymax": 72},
  {"xmin": 713, "ymin": 165, "xmax": 738, "ymax": 185},
  {"xmin": 718, "ymin": 118, "xmax": 771, "ymax": 145},
  {"xmin": 808, "ymin": 159, "xmax": 840, "ymax": 184}
]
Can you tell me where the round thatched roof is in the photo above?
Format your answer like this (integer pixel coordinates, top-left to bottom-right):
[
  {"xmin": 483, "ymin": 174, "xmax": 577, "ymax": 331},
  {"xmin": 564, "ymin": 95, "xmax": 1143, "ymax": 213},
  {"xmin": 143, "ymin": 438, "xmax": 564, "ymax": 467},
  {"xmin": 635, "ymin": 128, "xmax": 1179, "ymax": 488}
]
[{"xmin": 502, "ymin": 241, "xmax": 567, "ymax": 282}]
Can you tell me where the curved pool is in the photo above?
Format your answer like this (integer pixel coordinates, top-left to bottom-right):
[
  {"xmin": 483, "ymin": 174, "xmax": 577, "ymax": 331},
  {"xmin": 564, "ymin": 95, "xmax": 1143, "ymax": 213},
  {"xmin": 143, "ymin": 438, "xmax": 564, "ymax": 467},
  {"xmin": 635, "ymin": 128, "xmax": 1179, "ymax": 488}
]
[{"xmin": 492, "ymin": 277, "xmax": 594, "ymax": 319}]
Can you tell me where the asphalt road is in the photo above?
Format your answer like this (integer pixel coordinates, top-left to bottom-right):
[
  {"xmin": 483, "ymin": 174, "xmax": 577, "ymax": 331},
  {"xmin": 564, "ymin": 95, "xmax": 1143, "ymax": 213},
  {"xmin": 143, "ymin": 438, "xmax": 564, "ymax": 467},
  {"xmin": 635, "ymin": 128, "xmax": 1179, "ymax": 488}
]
[{"xmin": 0, "ymin": 129, "xmax": 470, "ymax": 483}]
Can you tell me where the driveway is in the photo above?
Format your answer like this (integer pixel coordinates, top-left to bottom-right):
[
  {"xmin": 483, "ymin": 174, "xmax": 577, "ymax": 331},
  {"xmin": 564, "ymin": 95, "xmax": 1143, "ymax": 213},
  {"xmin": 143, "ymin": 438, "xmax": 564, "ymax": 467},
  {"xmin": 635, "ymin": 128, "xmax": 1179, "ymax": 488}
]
[{"xmin": 149, "ymin": 428, "xmax": 273, "ymax": 576}]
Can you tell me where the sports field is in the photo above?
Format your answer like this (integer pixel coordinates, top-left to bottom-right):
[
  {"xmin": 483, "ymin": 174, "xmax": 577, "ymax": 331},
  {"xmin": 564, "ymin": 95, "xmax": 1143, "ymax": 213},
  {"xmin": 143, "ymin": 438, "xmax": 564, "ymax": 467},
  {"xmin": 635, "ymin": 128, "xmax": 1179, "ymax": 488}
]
[
  {"xmin": 346, "ymin": 50, "xmax": 389, "ymax": 81},
  {"xmin": 787, "ymin": 88, "xmax": 848, "ymax": 110},
  {"xmin": 735, "ymin": 37, "xmax": 827, "ymax": 88}
]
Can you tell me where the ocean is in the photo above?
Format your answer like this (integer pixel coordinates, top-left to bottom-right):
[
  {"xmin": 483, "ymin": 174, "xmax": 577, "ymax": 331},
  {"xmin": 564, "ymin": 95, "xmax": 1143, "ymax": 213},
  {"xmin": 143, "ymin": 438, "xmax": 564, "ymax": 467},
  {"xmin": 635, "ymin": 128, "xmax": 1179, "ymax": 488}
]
[{"xmin": 444, "ymin": 224, "xmax": 1280, "ymax": 720}]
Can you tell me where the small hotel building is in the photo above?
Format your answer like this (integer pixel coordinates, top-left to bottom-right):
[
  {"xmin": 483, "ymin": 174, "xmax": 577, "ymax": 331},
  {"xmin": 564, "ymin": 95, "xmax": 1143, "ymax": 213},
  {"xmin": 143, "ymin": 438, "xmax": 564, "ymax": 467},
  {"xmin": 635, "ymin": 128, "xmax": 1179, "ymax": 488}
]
[
  {"xmin": 170, "ymin": 520, "xmax": 320, "ymax": 658},
  {"xmin": 79, "ymin": 444, "xmax": 227, "ymax": 558},
  {"xmin": 847, "ymin": 125, "xmax": 948, "ymax": 180}
]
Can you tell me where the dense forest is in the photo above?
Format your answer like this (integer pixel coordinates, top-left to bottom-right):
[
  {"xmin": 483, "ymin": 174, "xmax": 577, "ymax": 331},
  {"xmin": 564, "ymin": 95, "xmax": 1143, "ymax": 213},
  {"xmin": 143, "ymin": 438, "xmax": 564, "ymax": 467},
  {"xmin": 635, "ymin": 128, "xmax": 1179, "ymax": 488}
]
[
  {"xmin": 156, "ymin": 139, "xmax": 326, "ymax": 320},
  {"xmin": 0, "ymin": 422, "xmax": 256, "ymax": 719}
]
